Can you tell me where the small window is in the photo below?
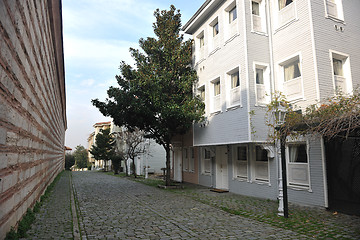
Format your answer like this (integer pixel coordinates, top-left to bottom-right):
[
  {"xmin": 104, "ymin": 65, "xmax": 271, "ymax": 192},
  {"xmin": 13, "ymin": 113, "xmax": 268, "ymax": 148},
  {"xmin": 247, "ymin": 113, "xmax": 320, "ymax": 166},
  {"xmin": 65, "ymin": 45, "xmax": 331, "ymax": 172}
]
[
  {"xmin": 252, "ymin": 1, "xmax": 260, "ymax": 15},
  {"xmin": 234, "ymin": 146, "xmax": 247, "ymax": 179},
  {"xmin": 326, "ymin": 0, "xmax": 344, "ymax": 20},
  {"xmin": 202, "ymin": 148, "xmax": 211, "ymax": 174},
  {"xmin": 231, "ymin": 71, "xmax": 240, "ymax": 88},
  {"xmin": 333, "ymin": 58, "xmax": 343, "ymax": 76},
  {"xmin": 213, "ymin": 22, "xmax": 219, "ymax": 36},
  {"xmin": 198, "ymin": 86, "xmax": 205, "ymax": 101},
  {"xmin": 189, "ymin": 147, "xmax": 195, "ymax": 172},
  {"xmin": 199, "ymin": 35, "xmax": 204, "ymax": 48},
  {"xmin": 283, "ymin": 59, "xmax": 301, "ymax": 81},
  {"xmin": 237, "ymin": 146, "xmax": 247, "ymax": 160},
  {"xmin": 256, "ymin": 146, "xmax": 268, "ymax": 161},
  {"xmin": 256, "ymin": 68, "xmax": 264, "ymax": 84},
  {"xmin": 214, "ymin": 81, "xmax": 220, "ymax": 96},
  {"xmin": 229, "ymin": 6, "xmax": 237, "ymax": 23},
  {"xmin": 278, "ymin": 0, "xmax": 294, "ymax": 10},
  {"xmin": 183, "ymin": 148, "xmax": 189, "ymax": 171},
  {"xmin": 288, "ymin": 144, "xmax": 308, "ymax": 163},
  {"xmin": 204, "ymin": 149, "xmax": 211, "ymax": 159}
]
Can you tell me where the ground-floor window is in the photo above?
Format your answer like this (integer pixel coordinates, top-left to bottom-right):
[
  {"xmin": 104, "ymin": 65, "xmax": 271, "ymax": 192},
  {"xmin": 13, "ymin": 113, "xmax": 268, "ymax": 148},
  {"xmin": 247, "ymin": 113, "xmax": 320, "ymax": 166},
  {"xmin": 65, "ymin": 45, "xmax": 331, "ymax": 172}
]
[
  {"xmin": 254, "ymin": 146, "xmax": 269, "ymax": 182},
  {"xmin": 286, "ymin": 143, "xmax": 309, "ymax": 187},
  {"xmin": 201, "ymin": 148, "xmax": 211, "ymax": 175},
  {"xmin": 189, "ymin": 147, "xmax": 195, "ymax": 172},
  {"xmin": 233, "ymin": 145, "xmax": 248, "ymax": 180}
]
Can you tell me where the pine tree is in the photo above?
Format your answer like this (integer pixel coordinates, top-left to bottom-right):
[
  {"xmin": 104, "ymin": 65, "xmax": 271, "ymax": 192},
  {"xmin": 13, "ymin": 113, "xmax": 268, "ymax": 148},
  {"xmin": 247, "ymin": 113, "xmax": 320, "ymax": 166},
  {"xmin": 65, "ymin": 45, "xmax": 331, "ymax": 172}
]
[{"xmin": 89, "ymin": 128, "xmax": 115, "ymax": 171}]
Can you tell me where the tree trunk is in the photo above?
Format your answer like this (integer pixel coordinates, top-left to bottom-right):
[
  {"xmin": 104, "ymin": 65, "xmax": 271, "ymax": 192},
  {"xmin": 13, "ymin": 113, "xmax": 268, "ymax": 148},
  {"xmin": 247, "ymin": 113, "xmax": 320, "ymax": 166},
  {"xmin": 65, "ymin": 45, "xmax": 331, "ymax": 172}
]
[
  {"xmin": 132, "ymin": 157, "xmax": 136, "ymax": 178},
  {"xmin": 104, "ymin": 160, "xmax": 107, "ymax": 172},
  {"xmin": 125, "ymin": 159, "xmax": 129, "ymax": 176},
  {"xmin": 165, "ymin": 143, "xmax": 171, "ymax": 186}
]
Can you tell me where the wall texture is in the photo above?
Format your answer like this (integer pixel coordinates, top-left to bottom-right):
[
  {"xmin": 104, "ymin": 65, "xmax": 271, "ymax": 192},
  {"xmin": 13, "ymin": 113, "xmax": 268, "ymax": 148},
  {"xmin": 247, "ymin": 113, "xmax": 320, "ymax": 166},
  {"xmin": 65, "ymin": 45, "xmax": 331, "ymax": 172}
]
[{"xmin": 0, "ymin": 0, "xmax": 66, "ymax": 237}]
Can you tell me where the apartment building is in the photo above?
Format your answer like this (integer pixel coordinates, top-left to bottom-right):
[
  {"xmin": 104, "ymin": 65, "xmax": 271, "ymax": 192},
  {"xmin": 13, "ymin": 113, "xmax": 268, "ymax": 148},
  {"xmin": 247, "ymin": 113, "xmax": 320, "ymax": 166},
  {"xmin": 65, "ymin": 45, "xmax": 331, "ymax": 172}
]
[{"xmin": 178, "ymin": 0, "xmax": 360, "ymax": 213}]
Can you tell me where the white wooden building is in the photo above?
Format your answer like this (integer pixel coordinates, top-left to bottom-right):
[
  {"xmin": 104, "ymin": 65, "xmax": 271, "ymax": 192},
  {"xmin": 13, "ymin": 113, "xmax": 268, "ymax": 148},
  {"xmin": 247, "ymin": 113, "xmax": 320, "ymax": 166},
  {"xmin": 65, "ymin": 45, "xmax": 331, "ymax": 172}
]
[{"xmin": 177, "ymin": 0, "xmax": 360, "ymax": 212}]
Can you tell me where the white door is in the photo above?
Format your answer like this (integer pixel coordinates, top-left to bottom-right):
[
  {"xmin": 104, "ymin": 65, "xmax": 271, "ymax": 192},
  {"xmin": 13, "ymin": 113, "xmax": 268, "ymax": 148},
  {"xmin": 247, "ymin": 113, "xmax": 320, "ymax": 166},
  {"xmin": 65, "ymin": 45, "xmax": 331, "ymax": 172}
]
[
  {"xmin": 216, "ymin": 146, "xmax": 229, "ymax": 189},
  {"xmin": 173, "ymin": 148, "xmax": 182, "ymax": 182}
]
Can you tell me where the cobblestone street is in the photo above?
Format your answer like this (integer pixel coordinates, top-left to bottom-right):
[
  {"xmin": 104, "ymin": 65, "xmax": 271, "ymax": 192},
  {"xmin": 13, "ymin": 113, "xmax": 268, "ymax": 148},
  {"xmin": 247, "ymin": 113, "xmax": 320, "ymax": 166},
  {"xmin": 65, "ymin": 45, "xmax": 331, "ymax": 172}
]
[
  {"xmin": 72, "ymin": 171, "xmax": 310, "ymax": 239},
  {"xmin": 23, "ymin": 171, "xmax": 360, "ymax": 239}
]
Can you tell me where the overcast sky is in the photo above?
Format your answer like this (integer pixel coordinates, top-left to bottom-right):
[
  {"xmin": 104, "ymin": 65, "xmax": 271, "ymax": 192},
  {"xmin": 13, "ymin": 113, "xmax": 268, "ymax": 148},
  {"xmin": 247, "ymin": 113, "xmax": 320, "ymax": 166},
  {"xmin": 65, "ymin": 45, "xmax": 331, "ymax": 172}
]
[{"xmin": 63, "ymin": 0, "xmax": 204, "ymax": 150}]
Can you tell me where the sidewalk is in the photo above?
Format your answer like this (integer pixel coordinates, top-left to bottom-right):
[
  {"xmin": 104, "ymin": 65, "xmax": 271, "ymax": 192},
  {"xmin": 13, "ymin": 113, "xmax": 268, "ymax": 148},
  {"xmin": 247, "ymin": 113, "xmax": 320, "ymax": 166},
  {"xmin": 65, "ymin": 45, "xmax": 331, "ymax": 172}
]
[{"xmin": 22, "ymin": 171, "xmax": 73, "ymax": 239}]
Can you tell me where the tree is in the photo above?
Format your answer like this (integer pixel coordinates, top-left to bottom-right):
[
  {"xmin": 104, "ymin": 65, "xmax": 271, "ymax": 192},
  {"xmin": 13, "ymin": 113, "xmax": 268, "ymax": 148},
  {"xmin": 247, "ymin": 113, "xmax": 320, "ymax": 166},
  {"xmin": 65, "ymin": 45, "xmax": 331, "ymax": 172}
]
[
  {"xmin": 65, "ymin": 153, "xmax": 75, "ymax": 170},
  {"xmin": 73, "ymin": 145, "xmax": 88, "ymax": 169},
  {"xmin": 124, "ymin": 129, "xmax": 147, "ymax": 177},
  {"xmin": 92, "ymin": 5, "xmax": 204, "ymax": 185},
  {"xmin": 89, "ymin": 128, "xmax": 115, "ymax": 171}
]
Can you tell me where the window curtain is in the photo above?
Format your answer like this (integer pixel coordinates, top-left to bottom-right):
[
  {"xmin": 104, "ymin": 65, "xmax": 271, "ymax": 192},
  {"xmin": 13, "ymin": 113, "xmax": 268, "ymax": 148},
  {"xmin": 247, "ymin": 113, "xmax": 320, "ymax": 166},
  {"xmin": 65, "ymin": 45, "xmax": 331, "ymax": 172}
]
[
  {"xmin": 278, "ymin": 0, "xmax": 286, "ymax": 10},
  {"xmin": 256, "ymin": 68, "xmax": 264, "ymax": 84},
  {"xmin": 333, "ymin": 58, "xmax": 343, "ymax": 76},
  {"xmin": 289, "ymin": 145, "xmax": 298, "ymax": 163},
  {"xmin": 284, "ymin": 61, "xmax": 301, "ymax": 81},
  {"xmin": 214, "ymin": 81, "xmax": 220, "ymax": 95},
  {"xmin": 252, "ymin": 2, "xmax": 260, "ymax": 15},
  {"xmin": 231, "ymin": 72, "xmax": 239, "ymax": 88}
]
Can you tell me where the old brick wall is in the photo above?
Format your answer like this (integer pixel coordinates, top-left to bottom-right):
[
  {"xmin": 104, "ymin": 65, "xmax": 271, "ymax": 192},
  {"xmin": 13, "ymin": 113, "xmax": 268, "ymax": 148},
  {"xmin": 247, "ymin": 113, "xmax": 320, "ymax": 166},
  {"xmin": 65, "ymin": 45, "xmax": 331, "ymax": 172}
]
[{"xmin": 0, "ymin": 0, "xmax": 66, "ymax": 237}]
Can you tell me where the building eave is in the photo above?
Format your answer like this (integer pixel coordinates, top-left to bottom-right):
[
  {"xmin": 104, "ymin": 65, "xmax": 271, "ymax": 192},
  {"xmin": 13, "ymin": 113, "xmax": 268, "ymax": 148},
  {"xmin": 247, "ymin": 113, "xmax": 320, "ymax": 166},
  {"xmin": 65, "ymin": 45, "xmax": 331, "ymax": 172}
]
[{"xmin": 182, "ymin": 0, "xmax": 225, "ymax": 34}]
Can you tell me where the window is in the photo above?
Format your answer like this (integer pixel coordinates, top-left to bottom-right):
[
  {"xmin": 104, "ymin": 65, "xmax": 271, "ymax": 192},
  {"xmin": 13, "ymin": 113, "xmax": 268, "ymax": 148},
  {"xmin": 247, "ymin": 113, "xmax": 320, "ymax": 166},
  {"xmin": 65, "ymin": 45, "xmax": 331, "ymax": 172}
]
[
  {"xmin": 254, "ymin": 146, "xmax": 269, "ymax": 181},
  {"xmin": 234, "ymin": 146, "xmax": 247, "ymax": 179},
  {"xmin": 189, "ymin": 147, "xmax": 195, "ymax": 172},
  {"xmin": 213, "ymin": 22, "xmax": 219, "ymax": 36},
  {"xmin": 227, "ymin": 68, "xmax": 240, "ymax": 107},
  {"xmin": 333, "ymin": 58, "xmax": 343, "ymax": 76},
  {"xmin": 287, "ymin": 143, "xmax": 309, "ymax": 187},
  {"xmin": 256, "ymin": 68, "xmax": 264, "ymax": 84},
  {"xmin": 279, "ymin": 55, "xmax": 303, "ymax": 101},
  {"xmin": 231, "ymin": 72, "xmax": 239, "ymax": 88},
  {"xmin": 229, "ymin": 6, "xmax": 237, "ymax": 23},
  {"xmin": 331, "ymin": 51, "xmax": 352, "ymax": 94},
  {"xmin": 278, "ymin": 0, "xmax": 294, "ymax": 10},
  {"xmin": 326, "ymin": 0, "xmax": 344, "ymax": 20},
  {"xmin": 183, "ymin": 148, "xmax": 189, "ymax": 172},
  {"xmin": 252, "ymin": 0, "xmax": 266, "ymax": 33},
  {"xmin": 254, "ymin": 64, "xmax": 270, "ymax": 105},
  {"xmin": 284, "ymin": 59, "xmax": 301, "ymax": 82},
  {"xmin": 199, "ymin": 35, "xmax": 204, "ymax": 48},
  {"xmin": 252, "ymin": 1, "xmax": 260, "ymax": 15},
  {"xmin": 212, "ymin": 78, "xmax": 221, "ymax": 112},
  {"xmin": 202, "ymin": 148, "xmax": 211, "ymax": 174},
  {"xmin": 198, "ymin": 86, "xmax": 205, "ymax": 101},
  {"xmin": 214, "ymin": 81, "xmax": 220, "ymax": 96}
]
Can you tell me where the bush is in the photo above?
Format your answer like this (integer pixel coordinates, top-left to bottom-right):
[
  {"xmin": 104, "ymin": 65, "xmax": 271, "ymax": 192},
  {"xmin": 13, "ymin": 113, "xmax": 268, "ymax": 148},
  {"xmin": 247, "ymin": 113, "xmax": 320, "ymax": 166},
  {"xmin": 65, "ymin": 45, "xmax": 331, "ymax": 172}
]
[{"xmin": 65, "ymin": 153, "xmax": 75, "ymax": 170}]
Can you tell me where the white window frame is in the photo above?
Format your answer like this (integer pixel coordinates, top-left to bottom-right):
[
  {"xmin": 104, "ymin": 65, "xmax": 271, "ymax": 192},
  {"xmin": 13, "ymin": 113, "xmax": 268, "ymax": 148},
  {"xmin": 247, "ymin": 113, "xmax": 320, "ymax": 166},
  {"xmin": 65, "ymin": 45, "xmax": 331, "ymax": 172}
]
[
  {"xmin": 226, "ymin": 67, "xmax": 241, "ymax": 108},
  {"xmin": 253, "ymin": 145, "xmax": 269, "ymax": 182},
  {"xmin": 196, "ymin": 31, "xmax": 205, "ymax": 63},
  {"xmin": 209, "ymin": 17, "xmax": 220, "ymax": 51},
  {"xmin": 286, "ymin": 141, "xmax": 311, "ymax": 189},
  {"xmin": 224, "ymin": 1, "xmax": 238, "ymax": 41},
  {"xmin": 233, "ymin": 145, "xmax": 248, "ymax": 180},
  {"xmin": 324, "ymin": 0, "xmax": 344, "ymax": 22},
  {"xmin": 189, "ymin": 147, "xmax": 195, "ymax": 172},
  {"xmin": 278, "ymin": 53, "xmax": 304, "ymax": 101},
  {"xmin": 253, "ymin": 62, "xmax": 271, "ymax": 105},
  {"xmin": 183, "ymin": 147, "xmax": 189, "ymax": 172},
  {"xmin": 330, "ymin": 50, "xmax": 352, "ymax": 95},
  {"xmin": 251, "ymin": 0, "xmax": 267, "ymax": 33},
  {"xmin": 211, "ymin": 77, "xmax": 221, "ymax": 113},
  {"xmin": 201, "ymin": 148, "xmax": 212, "ymax": 175}
]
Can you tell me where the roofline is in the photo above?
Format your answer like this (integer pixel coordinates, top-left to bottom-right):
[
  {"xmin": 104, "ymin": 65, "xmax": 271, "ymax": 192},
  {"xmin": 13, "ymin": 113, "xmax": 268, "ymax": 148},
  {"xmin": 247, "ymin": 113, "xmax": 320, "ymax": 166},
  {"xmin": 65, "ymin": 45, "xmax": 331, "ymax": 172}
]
[
  {"xmin": 182, "ymin": 0, "xmax": 212, "ymax": 31},
  {"xmin": 182, "ymin": 0, "xmax": 225, "ymax": 34}
]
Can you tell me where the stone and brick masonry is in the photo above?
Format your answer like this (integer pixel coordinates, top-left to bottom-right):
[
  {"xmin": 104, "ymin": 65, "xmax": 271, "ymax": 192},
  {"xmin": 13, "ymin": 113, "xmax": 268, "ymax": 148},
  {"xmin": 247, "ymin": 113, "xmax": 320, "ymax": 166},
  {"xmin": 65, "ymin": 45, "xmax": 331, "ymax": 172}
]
[{"xmin": 0, "ymin": 0, "xmax": 66, "ymax": 237}]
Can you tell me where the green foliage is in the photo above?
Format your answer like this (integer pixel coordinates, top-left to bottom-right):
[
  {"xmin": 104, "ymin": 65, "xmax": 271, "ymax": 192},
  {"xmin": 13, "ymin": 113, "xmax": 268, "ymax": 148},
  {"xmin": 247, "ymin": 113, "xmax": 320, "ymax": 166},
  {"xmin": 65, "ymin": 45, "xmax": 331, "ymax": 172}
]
[
  {"xmin": 5, "ymin": 227, "xmax": 18, "ymax": 240},
  {"xmin": 111, "ymin": 154, "xmax": 123, "ymax": 174},
  {"xmin": 65, "ymin": 153, "xmax": 75, "ymax": 170},
  {"xmin": 89, "ymin": 129, "xmax": 115, "ymax": 171},
  {"xmin": 92, "ymin": 5, "xmax": 204, "ymax": 185},
  {"xmin": 73, "ymin": 145, "xmax": 88, "ymax": 169},
  {"xmin": 266, "ymin": 91, "xmax": 360, "ymax": 140},
  {"xmin": 17, "ymin": 208, "xmax": 35, "ymax": 237}
]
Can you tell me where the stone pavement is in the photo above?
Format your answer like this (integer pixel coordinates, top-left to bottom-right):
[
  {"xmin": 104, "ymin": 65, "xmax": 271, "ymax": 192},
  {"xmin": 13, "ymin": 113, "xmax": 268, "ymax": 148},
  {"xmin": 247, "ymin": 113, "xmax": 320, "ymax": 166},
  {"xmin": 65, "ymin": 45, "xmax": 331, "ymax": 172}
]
[
  {"xmin": 22, "ymin": 171, "xmax": 73, "ymax": 239},
  {"xmin": 23, "ymin": 171, "xmax": 360, "ymax": 239},
  {"xmin": 72, "ymin": 171, "xmax": 309, "ymax": 239}
]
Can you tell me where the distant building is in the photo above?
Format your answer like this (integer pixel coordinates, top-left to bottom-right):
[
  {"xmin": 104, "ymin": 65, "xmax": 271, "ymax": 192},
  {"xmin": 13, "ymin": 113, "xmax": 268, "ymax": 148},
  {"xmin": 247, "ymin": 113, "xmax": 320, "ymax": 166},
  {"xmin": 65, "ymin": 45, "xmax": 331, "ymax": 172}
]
[{"xmin": 0, "ymin": 0, "xmax": 66, "ymax": 236}]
